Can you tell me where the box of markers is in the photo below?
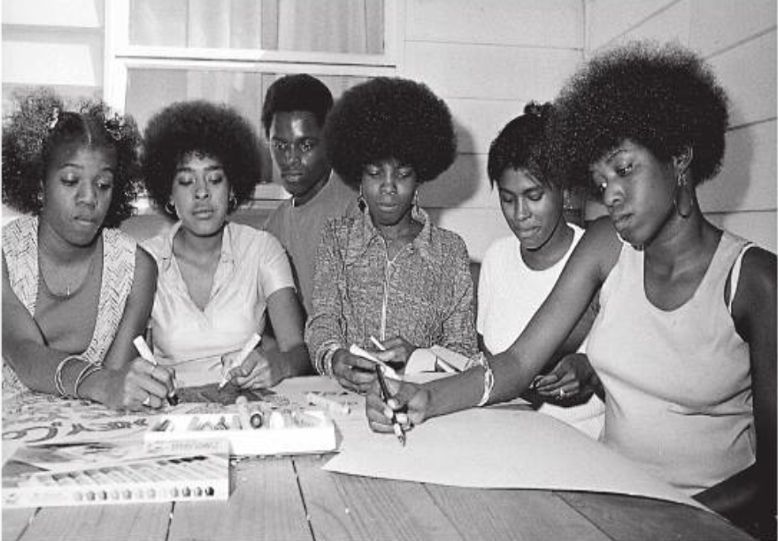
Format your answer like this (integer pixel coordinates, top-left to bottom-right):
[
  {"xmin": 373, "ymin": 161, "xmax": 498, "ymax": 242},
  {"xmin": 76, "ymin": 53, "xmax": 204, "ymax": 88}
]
[
  {"xmin": 2, "ymin": 438, "xmax": 229, "ymax": 508},
  {"xmin": 144, "ymin": 407, "xmax": 337, "ymax": 456}
]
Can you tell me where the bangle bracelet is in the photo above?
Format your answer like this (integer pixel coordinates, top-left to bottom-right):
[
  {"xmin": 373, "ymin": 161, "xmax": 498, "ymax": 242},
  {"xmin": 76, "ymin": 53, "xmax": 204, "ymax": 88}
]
[
  {"xmin": 475, "ymin": 353, "xmax": 495, "ymax": 407},
  {"xmin": 54, "ymin": 355, "xmax": 83, "ymax": 398},
  {"xmin": 74, "ymin": 363, "xmax": 102, "ymax": 399},
  {"xmin": 322, "ymin": 343, "xmax": 340, "ymax": 377}
]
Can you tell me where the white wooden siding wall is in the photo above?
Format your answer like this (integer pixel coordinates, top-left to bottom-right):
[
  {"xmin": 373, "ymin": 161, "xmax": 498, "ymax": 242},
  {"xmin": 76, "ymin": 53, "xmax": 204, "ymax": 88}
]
[
  {"xmin": 2, "ymin": 0, "xmax": 104, "ymax": 101},
  {"xmin": 585, "ymin": 0, "xmax": 777, "ymax": 253},
  {"xmin": 401, "ymin": 0, "xmax": 585, "ymax": 261}
]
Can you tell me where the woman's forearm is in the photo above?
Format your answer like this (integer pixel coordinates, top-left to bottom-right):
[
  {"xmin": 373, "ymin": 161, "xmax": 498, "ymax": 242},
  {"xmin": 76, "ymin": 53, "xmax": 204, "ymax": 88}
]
[
  {"xmin": 278, "ymin": 343, "xmax": 314, "ymax": 378},
  {"xmin": 425, "ymin": 349, "xmax": 544, "ymax": 419},
  {"xmin": 4, "ymin": 340, "xmax": 71, "ymax": 395}
]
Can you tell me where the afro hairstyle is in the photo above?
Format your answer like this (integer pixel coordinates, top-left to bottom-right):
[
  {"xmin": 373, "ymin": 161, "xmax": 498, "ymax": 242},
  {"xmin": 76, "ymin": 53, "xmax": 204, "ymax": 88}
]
[
  {"xmin": 2, "ymin": 87, "xmax": 142, "ymax": 228},
  {"xmin": 323, "ymin": 77, "xmax": 457, "ymax": 187},
  {"xmin": 487, "ymin": 102, "xmax": 556, "ymax": 189},
  {"xmin": 548, "ymin": 40, "xmax": 729, "ymax": 190},
  {"xmin": 261, "ymin": 74, "xmax": 333, "ymax": 137},
  {"xmin": 141, "ymin": 100, "xmax": 263, "ymax": 216}
]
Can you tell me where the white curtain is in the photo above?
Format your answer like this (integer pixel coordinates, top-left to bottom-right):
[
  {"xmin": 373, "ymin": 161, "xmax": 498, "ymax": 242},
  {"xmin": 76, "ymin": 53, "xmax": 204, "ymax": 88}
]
[
  {"xmin": 130, "ymin": 0, "xmax": 382, "ymax": 54},
  {"xmin": 276, "ymin": 0, "xmax": 383, "ymax": 54}
]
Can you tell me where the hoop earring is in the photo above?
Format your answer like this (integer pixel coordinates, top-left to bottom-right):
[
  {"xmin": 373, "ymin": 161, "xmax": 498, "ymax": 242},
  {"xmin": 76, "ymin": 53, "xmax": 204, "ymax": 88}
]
[
  {"xmin": 164, "ymin": 201, "xmax": 176, "ymax": 216},
  {"xmin": 228, "ymin": 193, "xmax": 238, "ymax": 212},
  {"xmin": 413, "ymin": 189, "xmax": 420, "ymax": 213},
  {"xmin": 674, "ymin": 171, "xmax": 693, "ymax": 219}
]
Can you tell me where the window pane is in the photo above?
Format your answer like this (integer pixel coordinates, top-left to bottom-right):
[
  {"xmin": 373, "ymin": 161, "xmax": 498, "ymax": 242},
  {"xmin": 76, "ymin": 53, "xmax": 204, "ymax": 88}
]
[
  {"xmin": 125, "ymin": 68, "xmax": 369, "ymax": 186},
  {"xmin": 129, "ymin": 0, "xmax": 384, "ymax": 55}
]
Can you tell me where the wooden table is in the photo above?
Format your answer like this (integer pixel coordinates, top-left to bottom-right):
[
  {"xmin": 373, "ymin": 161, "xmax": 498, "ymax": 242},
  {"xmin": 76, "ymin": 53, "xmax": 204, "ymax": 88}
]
[{"xmin": 3, "ymin": 453, "xmax": 755, "ymax": 541}]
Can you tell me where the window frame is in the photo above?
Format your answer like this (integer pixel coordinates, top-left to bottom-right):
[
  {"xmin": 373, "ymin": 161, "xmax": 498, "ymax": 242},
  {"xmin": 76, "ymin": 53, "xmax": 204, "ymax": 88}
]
[
  {"xmin": 102, "ymin": 0, "xmax": 404, "ymax": 203},
  {"xmin": 103, "ymin": 0, "xmax": 404, "ymax": 111}
]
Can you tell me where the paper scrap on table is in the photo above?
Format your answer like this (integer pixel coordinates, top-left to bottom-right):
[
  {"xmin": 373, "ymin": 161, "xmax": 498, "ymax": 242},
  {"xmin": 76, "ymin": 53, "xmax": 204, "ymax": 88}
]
[{"xmin": 323, "ymin": 407, "xmax": 705, "ymax": 511}]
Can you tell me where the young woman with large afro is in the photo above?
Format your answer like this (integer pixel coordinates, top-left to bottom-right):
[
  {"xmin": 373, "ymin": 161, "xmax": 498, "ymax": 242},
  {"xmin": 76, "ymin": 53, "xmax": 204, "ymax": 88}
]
[
  {"xmin": 2, "ymin": 87, "xmax": 169, "ymax": 412},
  {"xmin": 365, "ymin": 43, "xmax": 775, "ymax": 539},
  {"xmin": 140, "ymin": 100, "xmax": 311, "ymax": 391},
  {"xmin": 305, "ymin": 77, "xmax": 478, "ymax": 393}
]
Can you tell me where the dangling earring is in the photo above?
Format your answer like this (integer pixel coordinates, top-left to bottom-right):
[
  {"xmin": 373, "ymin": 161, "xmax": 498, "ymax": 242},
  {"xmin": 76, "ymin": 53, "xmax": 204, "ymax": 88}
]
[
  {"xmin": 35, "ymin": 190, "xmax": 44, "ymax": 210},
  {"xmin": 228, "ymin": 192, "xmax": 238, "ymax": 213},
  {"xmin": 413, "ymin": 189, "xmax": 420, "ymax": 213},
  {"xmin": 357, "ymin": 184, "xmax": 367, "ymax": 211},
  {"xmin": 674, "ymin": 171, "xmax": 693, "ymax": 219},
  {"xmin": 165, "ymin": 200, "xmax": 176, "ymax": 216}
]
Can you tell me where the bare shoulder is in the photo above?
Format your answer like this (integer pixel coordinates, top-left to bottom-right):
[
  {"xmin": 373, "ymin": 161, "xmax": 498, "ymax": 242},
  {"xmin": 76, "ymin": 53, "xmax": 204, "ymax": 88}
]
[
  {"xmin": 737, "ymin": 246, "xmax": 777, "ymax": 306},
  {"xmin": 572, "ymin": 217, "xmax": 622, "ymax": 282},
  {"xmin": 132, "ymin": 246, "xmax": 158, "ymax": 296},
  {"xmin": 135, "ymin": 245, "xmax": 158, "ymax": 275}
]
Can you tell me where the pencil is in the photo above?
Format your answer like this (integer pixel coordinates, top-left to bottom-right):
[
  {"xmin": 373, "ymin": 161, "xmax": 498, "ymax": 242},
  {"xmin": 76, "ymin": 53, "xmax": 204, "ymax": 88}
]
[
  {"xmin": 374, "ymin": 365, "xmax": 406, "ymax": 447},
  {"xmin": 219, "ymin": 333, "xmax": 262, "ymax": 390},
  {"xmin": 132, "ymin": 336, "xmax": 179, "ymax": 406}
]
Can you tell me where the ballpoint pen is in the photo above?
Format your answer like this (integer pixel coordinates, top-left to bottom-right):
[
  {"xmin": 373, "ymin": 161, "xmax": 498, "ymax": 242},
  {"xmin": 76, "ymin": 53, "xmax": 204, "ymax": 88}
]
[
  {"xmin": 374, "ymin": 364, "xmax": 406, "ymax": 447},
  {"xmin": 133, "ymin": 336, "xmax": 179, "ymax": 406}
]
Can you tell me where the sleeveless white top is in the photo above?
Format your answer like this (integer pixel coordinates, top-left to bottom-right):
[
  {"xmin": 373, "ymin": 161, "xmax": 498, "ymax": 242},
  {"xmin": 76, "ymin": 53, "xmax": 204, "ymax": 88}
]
[
  {"xmin": 587, "ymin": 231, "xmax": 755, "ymax": 495},
  {"xmin": 477, "ymin": 225, "xmax": 604, "ymax": 439}
]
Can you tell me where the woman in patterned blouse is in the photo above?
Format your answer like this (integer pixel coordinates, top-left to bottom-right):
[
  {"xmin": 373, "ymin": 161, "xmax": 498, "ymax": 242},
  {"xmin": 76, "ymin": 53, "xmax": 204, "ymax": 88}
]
[
  {"xmin": 305, "ymin": 77, "xmax": 478, "ymax": 393},
  {"xmin": 2, "ymin": 88, "xmax": 172, "ymax": 411}
]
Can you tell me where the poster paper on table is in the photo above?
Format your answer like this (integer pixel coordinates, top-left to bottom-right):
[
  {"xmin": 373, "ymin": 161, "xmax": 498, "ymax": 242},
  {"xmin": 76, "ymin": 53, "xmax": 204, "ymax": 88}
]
[{"xmin": 323, "ymin": 407, "xmax": 705, "ymax": 511}]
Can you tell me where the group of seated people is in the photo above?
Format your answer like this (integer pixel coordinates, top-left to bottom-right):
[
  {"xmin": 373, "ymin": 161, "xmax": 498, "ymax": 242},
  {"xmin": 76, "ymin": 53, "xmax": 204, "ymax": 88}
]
[{"xmin": 2, "ymin": 41, "xmax": 774, "ymax": 538}]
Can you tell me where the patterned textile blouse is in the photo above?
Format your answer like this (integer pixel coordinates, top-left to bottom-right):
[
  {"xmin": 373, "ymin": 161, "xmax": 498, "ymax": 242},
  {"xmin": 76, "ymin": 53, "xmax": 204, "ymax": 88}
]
[
  {"xmin": 305, "ymin": 206, "xmax": 478, "ymax": 375},
  {"xmin": 2, "ymin": 216, "xmax": 136, "ymax": 396}
]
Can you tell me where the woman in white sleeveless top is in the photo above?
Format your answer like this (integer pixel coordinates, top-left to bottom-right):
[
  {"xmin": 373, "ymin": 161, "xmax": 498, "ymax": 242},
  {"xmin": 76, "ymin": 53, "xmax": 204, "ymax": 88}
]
[
  {"xmin": 477, "ymin": 102, "xmax": 604, "ymax": 439},
  {"xmin": 366, "ymin": 42, "xmax": 775, "ymax": 538}
]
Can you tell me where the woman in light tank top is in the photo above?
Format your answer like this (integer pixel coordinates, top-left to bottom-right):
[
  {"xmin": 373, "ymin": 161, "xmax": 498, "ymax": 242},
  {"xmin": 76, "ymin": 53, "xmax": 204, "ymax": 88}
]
[{"xmin": 364, "ymin": 42, "xmax": 775, "ymax": 539}]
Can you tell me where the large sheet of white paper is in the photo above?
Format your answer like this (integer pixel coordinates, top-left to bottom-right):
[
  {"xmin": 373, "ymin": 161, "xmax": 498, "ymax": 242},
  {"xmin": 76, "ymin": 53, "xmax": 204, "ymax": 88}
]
[{"xmin": 314, "ymin": 391, "xmax": 704, "ymax": 511}]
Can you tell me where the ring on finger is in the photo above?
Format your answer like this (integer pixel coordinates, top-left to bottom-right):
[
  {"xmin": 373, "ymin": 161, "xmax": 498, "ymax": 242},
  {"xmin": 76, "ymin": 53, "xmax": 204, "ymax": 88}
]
[
  {"xmin": 559, "ymin": 388, "xmax": 566, "ymax": 399},
  {"xmin": 142, "ymin": 394, "xmax": 152, "ymax": 407}
]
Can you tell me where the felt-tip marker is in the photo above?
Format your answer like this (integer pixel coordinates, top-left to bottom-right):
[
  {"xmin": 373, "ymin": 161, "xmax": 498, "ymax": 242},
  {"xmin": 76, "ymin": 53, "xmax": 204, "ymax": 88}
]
[
  {"xmin": 133, "ymin": 336, "xmax": 179, "ymax": 406},
  {"xmin": 219, "ymin": 333, "xmax": 262, "ymax": 390},
  {"xmin": 305, "ymin": 392, "xmax": 351, "ymax": 415},
  {"xmin": 374, "ymin": 365, "xmax": 406, "ymax": 447}
]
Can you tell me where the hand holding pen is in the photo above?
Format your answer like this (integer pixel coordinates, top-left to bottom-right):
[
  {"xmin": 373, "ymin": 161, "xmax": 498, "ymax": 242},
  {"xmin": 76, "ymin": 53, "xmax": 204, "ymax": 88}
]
[{"xmin": 132, "ymin": 336, "xmax": 179, "ymax": 407}]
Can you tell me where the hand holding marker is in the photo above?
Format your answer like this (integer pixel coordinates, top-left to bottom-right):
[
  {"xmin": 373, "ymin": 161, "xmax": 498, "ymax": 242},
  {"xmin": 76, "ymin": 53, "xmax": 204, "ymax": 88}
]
[
  {"xmin": 370, "ymin": 336, "xmax": 407, "ymax": 446},
  {"xmin": 349, "ymin": 342, "xmax": 401, "ymax": 380},
  {"xmin": 133, "ymin": 336, "xmax": 179, "ymax": 406},
  {"xmin": 219, "ymin": 333, "xmax": 262, "ymax": 390},
  {"xmin": 374, "ymin": 363, "xmax": 407, "ymax": 447}
]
